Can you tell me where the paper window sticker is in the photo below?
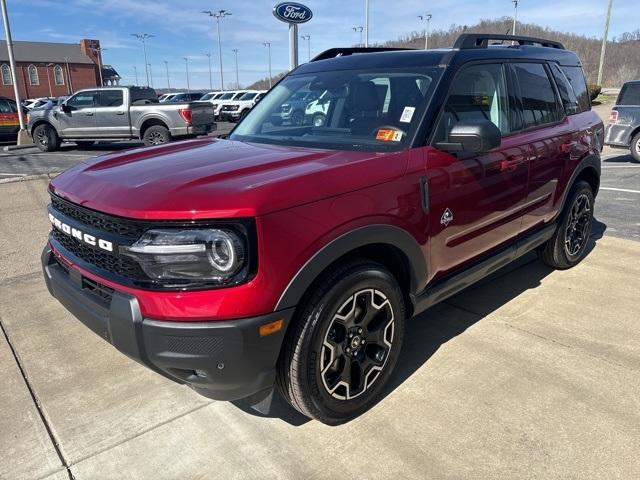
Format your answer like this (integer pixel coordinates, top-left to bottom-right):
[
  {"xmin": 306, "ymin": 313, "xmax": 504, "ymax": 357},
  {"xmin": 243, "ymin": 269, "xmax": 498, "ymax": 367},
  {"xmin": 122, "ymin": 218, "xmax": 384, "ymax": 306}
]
[{"xmin": 400, "ymin": 106, "xmax": 415, "ymax": 123}]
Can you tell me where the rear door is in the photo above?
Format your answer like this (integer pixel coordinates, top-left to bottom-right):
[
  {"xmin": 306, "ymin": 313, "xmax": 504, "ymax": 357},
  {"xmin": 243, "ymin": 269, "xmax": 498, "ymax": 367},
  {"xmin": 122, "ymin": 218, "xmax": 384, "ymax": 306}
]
[
  {"xmin": 58, "ymin": 90, "xmax": 97, "ymax": 137},
  {"xmin": 94, "ymin": 89, "xmax": 130, "ymax": 138},
  {"xmin": 0, "ymin": 98, "xmax": 20, "ymax": 139}
]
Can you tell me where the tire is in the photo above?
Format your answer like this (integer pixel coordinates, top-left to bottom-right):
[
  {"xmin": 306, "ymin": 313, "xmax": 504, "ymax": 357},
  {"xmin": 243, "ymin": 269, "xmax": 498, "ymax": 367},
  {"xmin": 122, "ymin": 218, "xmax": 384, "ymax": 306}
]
[
  {"xmin": 142, "ymin": 125, "xmax": 171, "ymax": 146},
  {"xmin": 75, "ymin": 141, "xmax": 94, "ymax": 148},
  {"xmin": 290, "ymin": 110, "xmax": 304, "ymax": 126},
  {"xmin": 33, "ymin": 123, "xmax": 60, "ymax": 152},
  {"xmin": 312, "ymin": 113, "xmax": 326, "ymax": 127},
  {"xmin": 538, "ymin": 180, "xmax": 595, "ymax": 269},
  {"xmin": 277, "ymin": 259, "xmax": 405, "ymax": 425},
  {"xmin": 631, "ymin": 132, "xmax": 640, "ymax": 163}
]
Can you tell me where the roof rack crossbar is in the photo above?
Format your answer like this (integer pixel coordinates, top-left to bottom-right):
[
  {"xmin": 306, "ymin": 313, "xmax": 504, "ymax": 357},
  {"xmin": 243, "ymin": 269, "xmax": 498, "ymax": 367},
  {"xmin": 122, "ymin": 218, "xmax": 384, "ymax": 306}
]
[
  {"xmin": 454, "ymin": 34, "xmax": 565, "ymax": 50},
  {"xmin": 311, "ymin": 47, "xmax": 415, "ymax": 62}
]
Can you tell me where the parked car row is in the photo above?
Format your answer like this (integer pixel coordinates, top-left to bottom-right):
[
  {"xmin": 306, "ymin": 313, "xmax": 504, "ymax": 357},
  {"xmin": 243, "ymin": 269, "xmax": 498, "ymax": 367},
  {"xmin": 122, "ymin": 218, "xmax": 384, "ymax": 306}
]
[{"xmin": 157, "ymin": 90, "xmax": 267, "ymax": 122}]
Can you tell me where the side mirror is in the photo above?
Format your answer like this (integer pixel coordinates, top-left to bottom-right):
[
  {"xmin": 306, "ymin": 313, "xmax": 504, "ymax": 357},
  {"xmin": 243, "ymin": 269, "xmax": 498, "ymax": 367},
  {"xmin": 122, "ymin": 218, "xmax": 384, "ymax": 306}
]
[
  {"xmin": 436, "ymin": 120, "xmax": 502, "ymax": 153},
  {"xmin": 61, "ymin": 103, "xmax": 71, "ymax": 113}
]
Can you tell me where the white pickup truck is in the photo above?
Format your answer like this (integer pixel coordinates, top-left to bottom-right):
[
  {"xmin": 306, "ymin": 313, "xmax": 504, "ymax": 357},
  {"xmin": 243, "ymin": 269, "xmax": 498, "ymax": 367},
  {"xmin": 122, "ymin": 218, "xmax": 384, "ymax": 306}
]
[
  {"xmin": 27, "ymin": 86, "xmax": 215, "ymax": 151},
  {"xmin": 219, "ymin": 91, "xmax": 266, "ymax": 122}
]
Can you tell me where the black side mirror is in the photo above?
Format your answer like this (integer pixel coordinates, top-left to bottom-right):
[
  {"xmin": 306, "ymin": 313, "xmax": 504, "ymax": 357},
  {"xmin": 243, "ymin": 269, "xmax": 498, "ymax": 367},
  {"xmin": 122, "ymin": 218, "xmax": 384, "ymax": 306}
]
[
  {"xmin": 436, "ymin": 120, "xmax": 502, "ymax": 153},
  {"xmin": 61, "ymin": 103, "xmax": 71, "ymax": 113}
]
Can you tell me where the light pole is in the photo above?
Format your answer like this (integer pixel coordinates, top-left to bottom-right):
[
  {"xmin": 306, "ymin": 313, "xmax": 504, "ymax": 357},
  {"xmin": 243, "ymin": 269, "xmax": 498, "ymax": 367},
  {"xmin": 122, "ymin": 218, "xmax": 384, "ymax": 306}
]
[
  {"xmin": 364, "ymin": 0, "xmax": 369, "ymax": 47},
  {"xmin": 92, "ymin": 47, "xmax": 107, "ymax": 86},
  {"xmin": 232, "ymin": 49, "xmax": 239, "ymax": 89},
  {"xmin": 203, "ymin": 10, "xmax": 231, "ymax": 91},
  {"xmin": 163, "ymin": 60, "xmax": 170, "ymax": 89},
  {"xmin": 418, "ymin": 14, "xmax": 432, "ymax": 50},
  {"xmin": 63, "ymin": 56, "xmax": 73, "ymax": 94},
  {"xmin": 131, "ymin": 33, "xmax": 154, "ymax": 87},
  {"xmin": 0, "ymin": 0, "xmax": 26, "ymax": 142},
  {"xmin": 597, "ymin": 0, "xmax": 613, "ymax": 86},
  {"xmin": 147, "ymin": 63, "xmax": 153, "ymax": 88},
  {"xmin": 205, "ymin": 53, "xmax": 212, "ymax": 90},
  {"xmin": 512, "ymin": 0, "xmax": 518, "ymax": 36},
  {"xmin": 184, "ymin": 57, "xmax": 190, "ymax": 92},
  {"xmin": 352, "ymin": 26, "xmax": 364, "ymax": 47},
  {"xmin": 262, "ymin": 42, "xmax": 272, "ymax": 88},
  {"xmin": 133, "ymin": 66, "xmax": 138, "ymax": 85},
  {"xmin": 44, "ymin": 63, "xmax": 53, "ymax": 96},
  {"xmin": 301, "ymin": 35, "xmax": 311, "ymax": 62}
]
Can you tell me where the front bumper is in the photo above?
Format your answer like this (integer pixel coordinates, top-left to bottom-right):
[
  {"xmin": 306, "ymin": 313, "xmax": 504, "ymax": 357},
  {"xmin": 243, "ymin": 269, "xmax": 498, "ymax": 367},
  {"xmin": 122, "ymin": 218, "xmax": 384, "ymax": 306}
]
[
  {"xmin": 220, "ymin": 111, "xmax": 241, "ymax": 121},
  {"xmin": 42, "ymin": 245, "xmax": 294, "ymax": 401}
]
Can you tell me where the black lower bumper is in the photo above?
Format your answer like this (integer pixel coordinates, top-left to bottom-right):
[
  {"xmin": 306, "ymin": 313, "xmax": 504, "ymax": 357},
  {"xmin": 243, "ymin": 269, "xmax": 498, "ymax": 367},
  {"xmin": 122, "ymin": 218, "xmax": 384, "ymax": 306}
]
[{"xmin": 42, "ymin": 245, "xmax": 294, "ymax": 401}]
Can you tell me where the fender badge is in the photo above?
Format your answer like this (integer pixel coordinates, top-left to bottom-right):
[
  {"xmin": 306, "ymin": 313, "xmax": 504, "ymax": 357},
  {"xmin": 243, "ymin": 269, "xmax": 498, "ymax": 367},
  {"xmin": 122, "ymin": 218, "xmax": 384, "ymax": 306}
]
[{"xmin": 440, "ymin": 208, "xmax": 454, "ymax": 226}]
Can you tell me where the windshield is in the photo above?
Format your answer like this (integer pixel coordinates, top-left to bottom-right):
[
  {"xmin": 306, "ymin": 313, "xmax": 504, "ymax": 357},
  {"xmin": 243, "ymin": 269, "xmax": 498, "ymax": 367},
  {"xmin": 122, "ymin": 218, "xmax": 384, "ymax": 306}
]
[
  {"xmin": 200, "ymin": 93, "xmax": 215, "ymax": 101},
  {"xmin": 239, "ymin": 92, "xmax": 258, "ymax": 101},
  {"xmin": 219, "ymin": 92, "xmax": 236, "ymax": 100},
  {"xmin": 231, "ymin": 66, "xmax": 442, "ymax": 152}
]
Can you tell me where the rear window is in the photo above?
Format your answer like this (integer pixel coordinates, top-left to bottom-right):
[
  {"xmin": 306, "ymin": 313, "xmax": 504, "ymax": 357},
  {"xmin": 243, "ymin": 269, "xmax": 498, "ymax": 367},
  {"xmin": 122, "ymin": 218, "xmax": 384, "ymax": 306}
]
[
  {"xmin": 550, "ymin": 64, "xmax": 580, "ymax": 115},
  {"xmin": 617, "ymin": 83, "xmax": 640, "ymax": 106},
  {"xmin": 130, "ymin": 88, "xmax": 158, "ymax": 104},
  {"xmin": 560, "ymin": 66, "xmax": 590, "ymax": 112}
]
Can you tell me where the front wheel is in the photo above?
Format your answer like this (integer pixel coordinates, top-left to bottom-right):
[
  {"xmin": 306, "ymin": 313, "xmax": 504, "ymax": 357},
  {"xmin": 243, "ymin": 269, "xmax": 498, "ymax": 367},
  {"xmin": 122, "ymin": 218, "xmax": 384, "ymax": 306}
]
[
  {"xmin": 538, "ymin": 180, "xmax": 595, "ymax": 269},
  {"xmin": 277, "ymin": 260, "xmax": 405, "ymax": 424},
  {"xmin": 631, "ymin": 132, "xmax": 640, "ymax": 163},
  {"xmin": 33, "ymin": 124, "xmax": 60, "ymax": 152},
  {"xmin": 143, "ymin": 125, "xmax": 171, "ymax": 146}
]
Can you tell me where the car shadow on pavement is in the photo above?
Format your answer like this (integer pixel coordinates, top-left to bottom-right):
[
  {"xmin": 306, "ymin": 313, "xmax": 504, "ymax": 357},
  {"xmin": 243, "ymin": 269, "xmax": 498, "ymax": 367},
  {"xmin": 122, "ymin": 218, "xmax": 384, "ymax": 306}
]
[
  {"xmin": 235, "ymin": 219, "xmax": 607, "ymax": 427},
  {"xmin": 602, "ymin": 153, "xmax": 635, "ymax": 164}
]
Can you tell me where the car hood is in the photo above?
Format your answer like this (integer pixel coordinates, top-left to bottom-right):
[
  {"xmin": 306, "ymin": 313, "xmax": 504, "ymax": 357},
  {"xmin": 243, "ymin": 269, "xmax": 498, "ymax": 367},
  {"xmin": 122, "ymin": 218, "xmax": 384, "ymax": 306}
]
[{"xmin": 50, "ymin": 137, "xmax": 408, "ymax": 220}]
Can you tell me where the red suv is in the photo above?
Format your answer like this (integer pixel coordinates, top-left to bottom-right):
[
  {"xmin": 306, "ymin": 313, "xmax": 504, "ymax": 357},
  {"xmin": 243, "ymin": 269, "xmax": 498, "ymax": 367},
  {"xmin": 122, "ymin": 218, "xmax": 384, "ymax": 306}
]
[{"xmin": 42, "ymin": 34, "xmax": 603, "ymax": 424}]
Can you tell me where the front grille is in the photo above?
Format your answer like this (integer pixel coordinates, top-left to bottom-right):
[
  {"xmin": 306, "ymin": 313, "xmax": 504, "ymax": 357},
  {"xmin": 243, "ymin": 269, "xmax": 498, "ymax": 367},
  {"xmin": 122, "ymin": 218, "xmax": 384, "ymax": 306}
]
[
  {"xmin": 51, "ymin": 195, "xmax": 148, "ymax": 239},
  {"xmin": 51, "ymin": 228, "xmax": 146, "ymax": 279}
]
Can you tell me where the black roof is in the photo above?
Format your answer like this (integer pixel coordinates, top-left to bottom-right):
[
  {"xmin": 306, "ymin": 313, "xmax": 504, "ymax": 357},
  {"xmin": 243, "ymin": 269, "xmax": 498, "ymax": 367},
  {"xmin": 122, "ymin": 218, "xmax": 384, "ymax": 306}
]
[{"xmin": 296, "ymin": 34, "xmax": 582, "ymax": 75}]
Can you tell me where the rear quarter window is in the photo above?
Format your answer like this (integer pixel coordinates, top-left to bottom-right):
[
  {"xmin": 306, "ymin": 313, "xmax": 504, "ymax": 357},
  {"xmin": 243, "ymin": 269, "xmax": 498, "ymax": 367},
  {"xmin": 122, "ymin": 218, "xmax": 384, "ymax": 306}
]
[
  {"xmin": 560, "ymin": 66, "xmax": 590, "ymax": 112},
  {"xmin": 617, "ymin": 83, "xmax": 640, "ymax": 106}
]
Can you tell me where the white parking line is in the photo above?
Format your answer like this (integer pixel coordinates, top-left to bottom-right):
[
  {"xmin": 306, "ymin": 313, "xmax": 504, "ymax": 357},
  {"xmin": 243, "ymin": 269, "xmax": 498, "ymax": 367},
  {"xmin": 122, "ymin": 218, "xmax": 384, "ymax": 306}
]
[
  {"xmin": 599, "ymin": 187, "xmax": 640, "ymax": 194},
  {"xmin": 0, "ymin": 173, "xmax": 27, "ymax": 177},
  {"xmin": 601, "ymin": 165, "xmax": 640, "ymax": 169}
]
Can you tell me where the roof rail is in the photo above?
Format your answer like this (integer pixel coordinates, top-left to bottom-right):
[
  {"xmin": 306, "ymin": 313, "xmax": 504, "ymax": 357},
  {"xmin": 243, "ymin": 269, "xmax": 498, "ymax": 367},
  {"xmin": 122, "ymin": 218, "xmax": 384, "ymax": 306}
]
[
  {"xmin": 311, "ymin": 47, "xmax": 415, "ymax": 62},
  {"xmin": 454, "ymin": 33, "xmax": 565, "ymax": 50}
]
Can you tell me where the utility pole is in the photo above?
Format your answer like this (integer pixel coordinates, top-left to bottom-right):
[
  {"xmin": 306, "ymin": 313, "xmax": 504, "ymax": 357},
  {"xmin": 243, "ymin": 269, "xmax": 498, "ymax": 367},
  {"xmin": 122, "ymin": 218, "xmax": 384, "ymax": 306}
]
[
  {"xmin": 131, "ymin": 33, "xmax": 154, "ymax": 87},
  {"xmin": 133, "ymin": 65, "xmax": 139, "ymax": 86},
  {"xmin": 418, "ymin": 14, "xmax": 432, "ymax": 49},
  {"xmin": 512, "ymin": 0, "xmax": 518, "ymax": 36},
  {"xmin": 92, "ymin": 47, "xmax": 107, "ymax": 86},
  {"xmin": 263, "ymin": 42, "xmax": 272, "ymax": 88},
  {"xmin": 147, "ymin": 63, "xmax": 153, "ymax": 88},
  {"xmin": 163, "ymin": 60, "xmax": 170, "ymax": 89},
  {"xmin": 352, "ymin": 26, "xmax": 364, "ymax": 47},
  {"xmin": 301, "ymin": 35, "xmax": 311, "ymax": 61},
  {"xmin": 183, "ymin": 57, "xmax": 190, "ymax": 92},
  {"xmin": 205, "ymin": 53, "xmax": 212, "ymax": 90},
  {"xmin": 597, "ymin": 0, "xmax": 613, "ymax": 86},
  {"xmin": 364, "ymin": 0, "xmax": 369, "ymax": 47},
  {"xmin": 232, "ymin": 49, "xmax": 239, "ymax": 89},
  {"xmin": 63, "ymin": 56, "xmax": 73, "ymax": 94},
  {"xmin": 0, "ymin": 0, "xmax": 27, "ymax": 143},
  {"xmin": 45, "ymin": 63, "xmax": 53, "ymax": 96},
  {"xmin": 203, "ymin": 10, "xmax": 231, "ymax": 91}
]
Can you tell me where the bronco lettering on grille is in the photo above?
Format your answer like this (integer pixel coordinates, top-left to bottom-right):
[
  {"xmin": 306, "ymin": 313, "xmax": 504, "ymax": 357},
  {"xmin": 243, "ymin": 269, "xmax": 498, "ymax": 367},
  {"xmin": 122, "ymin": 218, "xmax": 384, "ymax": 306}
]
[{"xmin": 49, "ymin": 213, "xmax": 114, "ymax": 252}]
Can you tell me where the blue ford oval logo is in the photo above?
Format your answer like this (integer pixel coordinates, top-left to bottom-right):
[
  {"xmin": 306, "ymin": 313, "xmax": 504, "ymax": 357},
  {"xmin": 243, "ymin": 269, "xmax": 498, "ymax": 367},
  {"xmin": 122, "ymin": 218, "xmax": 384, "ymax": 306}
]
[{"xmin": 273, "ymin": 2, "xmax": 313, "ymax": 24}]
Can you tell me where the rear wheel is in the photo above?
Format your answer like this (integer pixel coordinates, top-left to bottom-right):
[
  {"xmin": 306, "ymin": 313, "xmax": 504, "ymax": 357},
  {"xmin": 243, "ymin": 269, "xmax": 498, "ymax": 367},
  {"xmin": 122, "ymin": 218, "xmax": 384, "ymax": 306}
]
[
  {"xmin": 143, "ymin": 125, "xmax": 171, "ymax": 146},
  {"xmin": 631, "ymin": 132, "xmax": 640, "ymax": 163},
  {"xmin": 75, "ymin": 141, "xmax": 94, "ymax": 148},
  {"xmin": 277, "ymin": 260, "xmax": 405, "ymax": 425},
  {"xmin": 538, "ymin": 180, "xmax": 594, "ymax": 269},
  {"xmin": 312, "ymin": 113, "xmax": 326, "ymax": 127},
  {"xmin": 33, "ymin": 124, "xmax": 60, "ymax": 152}
]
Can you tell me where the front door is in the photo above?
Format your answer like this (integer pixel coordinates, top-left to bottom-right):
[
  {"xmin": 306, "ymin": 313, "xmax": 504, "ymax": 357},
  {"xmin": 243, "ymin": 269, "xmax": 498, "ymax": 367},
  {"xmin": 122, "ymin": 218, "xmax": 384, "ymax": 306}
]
[
  {"xmin": 57, "ymin": 90, "xmax": 97, "ymax": 138},
  {"xmin": 94, "ymin": 89, "xmax": 130, "ymax": 138},
  {"xmin": 427, "ymin": 62, "xmax": 530, "ymax": 278}
]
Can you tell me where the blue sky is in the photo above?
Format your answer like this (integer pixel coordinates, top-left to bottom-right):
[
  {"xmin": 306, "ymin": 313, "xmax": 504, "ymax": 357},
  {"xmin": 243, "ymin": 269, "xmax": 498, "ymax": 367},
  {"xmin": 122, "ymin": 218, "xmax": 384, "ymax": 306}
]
[{"xmin": 3, "ymin": 0, "xmax": 636, "ymax": 90}]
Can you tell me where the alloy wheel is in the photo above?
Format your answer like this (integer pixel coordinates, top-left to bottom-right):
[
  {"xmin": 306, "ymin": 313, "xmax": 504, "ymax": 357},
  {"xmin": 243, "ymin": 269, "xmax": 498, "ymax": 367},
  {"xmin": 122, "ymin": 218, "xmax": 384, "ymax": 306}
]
[
  {"xmin": 564, "ymin": 193, "xmax": 591, "ymax": 257},
  {"xmin": 36, "ymin": 129, "xmax": 48, "ymax": 146},
  {"xmin": 320, "ymin": 288, "xmax": 395, "ymax": 400},
  {"xmin": 148, "ymin": 131, "xmax": 166, "ymax": 145}
]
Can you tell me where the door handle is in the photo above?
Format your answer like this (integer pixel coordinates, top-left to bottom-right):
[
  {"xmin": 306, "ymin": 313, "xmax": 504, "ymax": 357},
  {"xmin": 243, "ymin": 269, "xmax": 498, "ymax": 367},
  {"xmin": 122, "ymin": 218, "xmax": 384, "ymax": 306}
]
[
  {"xmin": 500, "ymin": 155, "xmax": 525, "ymax": 172},
  {"xmin": 116, "ymin": 111, "xmax": 125, "ymax": 115},
  {"xmin": 84, "ymin": 112, "xmax": 94, "ymax": 116}
]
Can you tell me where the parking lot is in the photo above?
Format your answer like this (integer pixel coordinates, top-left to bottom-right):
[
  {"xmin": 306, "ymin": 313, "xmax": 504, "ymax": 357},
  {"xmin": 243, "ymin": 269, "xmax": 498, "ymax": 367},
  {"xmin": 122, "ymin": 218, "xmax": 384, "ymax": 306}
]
[{"xmin": 1, "ymin": 108, "xmax": 639, "ymax": 479}]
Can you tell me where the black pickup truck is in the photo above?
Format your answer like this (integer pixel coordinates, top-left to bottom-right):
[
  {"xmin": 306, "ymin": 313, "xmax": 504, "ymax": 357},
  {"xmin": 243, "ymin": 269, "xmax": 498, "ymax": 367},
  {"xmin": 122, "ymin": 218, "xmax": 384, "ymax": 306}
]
[{"xmin": 605, "ymin": 80, "xmax": 640, "ymax": 162}]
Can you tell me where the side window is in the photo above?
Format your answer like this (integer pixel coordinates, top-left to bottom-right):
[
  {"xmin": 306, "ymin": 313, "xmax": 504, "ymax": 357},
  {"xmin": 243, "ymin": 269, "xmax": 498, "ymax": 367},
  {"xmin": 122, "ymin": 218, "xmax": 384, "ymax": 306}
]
[
  {"xmin": 98, "ymin": 90, "xmax": 124, "ymax": 107},
  {"xmin": 550, "ymin": 64, "xmax": 579, "ymax": 115},
  {"xmin": 560, "ymin": 66, "xmax": 590, "ymax": 112},
  {"xmin": 435, "ymin": 63, "xmax": 509, "ymax": 143},
  {"xmin": 0, "ymin": 99, "xmax": 12, "ymax": 113},
  {"xmin": 513, "ymin": 63, "xmax": 561, "ymax": 128},
  {"xmin": 67, "ymin": 91, "xmax": 97, "ymax": 109}
]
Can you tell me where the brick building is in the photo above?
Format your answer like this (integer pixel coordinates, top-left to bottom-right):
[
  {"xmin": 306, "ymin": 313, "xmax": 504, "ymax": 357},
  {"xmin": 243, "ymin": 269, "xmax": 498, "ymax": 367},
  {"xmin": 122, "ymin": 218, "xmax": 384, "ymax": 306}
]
[{"xmin": 0, "ymin": 39, "xmax": 120, "ymax": 100}]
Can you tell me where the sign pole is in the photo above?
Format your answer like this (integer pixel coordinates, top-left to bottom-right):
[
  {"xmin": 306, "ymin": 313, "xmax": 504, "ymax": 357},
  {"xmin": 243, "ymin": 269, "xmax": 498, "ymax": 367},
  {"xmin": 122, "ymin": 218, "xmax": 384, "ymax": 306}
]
[
  {"xmin": 289, "ymin": 23, "xmax": 299, "ymax": 70},
  {"xmin": 274, "ymin": 3, "xmax": 312, "ymax": 71}
]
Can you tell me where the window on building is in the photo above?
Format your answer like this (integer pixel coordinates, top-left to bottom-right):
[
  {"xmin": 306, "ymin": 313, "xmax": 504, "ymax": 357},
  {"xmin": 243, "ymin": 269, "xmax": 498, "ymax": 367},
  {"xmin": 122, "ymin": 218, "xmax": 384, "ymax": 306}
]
[
  {"xmin": 1, "ymin": 64, "xmax": 11, "ymax": 85},
  {"xmin": 54, "ymin": 65, "xmax": 64, "ymax": 85},
  {"xmin": 28, "ymin": 64, "xmax": 39, "ymax": 85}
]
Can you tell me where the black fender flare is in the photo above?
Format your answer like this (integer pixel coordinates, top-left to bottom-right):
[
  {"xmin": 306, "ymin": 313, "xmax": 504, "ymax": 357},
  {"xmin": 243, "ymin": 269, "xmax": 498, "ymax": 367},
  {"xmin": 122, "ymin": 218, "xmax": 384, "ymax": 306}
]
[
  {"xmin": 553, "ymin": 154, "xmax": 601, "ymax": 222},
  {"xmin": 275, "ymin": 224, "xmax": 427, "ymax": 311}
]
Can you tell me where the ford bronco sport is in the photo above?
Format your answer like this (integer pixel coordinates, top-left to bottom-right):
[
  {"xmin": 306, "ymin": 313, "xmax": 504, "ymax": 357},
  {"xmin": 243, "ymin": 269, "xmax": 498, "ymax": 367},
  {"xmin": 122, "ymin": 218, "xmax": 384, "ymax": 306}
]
[{"xmin": 42, "ymin": 34, "xmax": 603, "ymax": 425}]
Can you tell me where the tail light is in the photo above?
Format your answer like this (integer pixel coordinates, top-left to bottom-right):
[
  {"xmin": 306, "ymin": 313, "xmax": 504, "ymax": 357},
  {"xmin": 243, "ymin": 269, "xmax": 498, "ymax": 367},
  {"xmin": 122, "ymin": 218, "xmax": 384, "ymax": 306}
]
[
  {"xmin": 178, "ymin": 108, "xmax": 192, "ymax": 124},
  {"xmin": 608, "ymin": 110, "xmax": 618, "ymax": 124}
]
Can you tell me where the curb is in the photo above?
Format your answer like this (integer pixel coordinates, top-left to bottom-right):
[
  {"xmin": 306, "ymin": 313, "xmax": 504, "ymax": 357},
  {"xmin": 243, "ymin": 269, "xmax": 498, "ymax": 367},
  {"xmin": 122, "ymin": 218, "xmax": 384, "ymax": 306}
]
[
  {"xmin": 0, "ymin": 172, "xmax": 59, "ymax": 185},
  {"xmin": 2, "ymin": 143, "xmax": 36, "ymax": 152}
]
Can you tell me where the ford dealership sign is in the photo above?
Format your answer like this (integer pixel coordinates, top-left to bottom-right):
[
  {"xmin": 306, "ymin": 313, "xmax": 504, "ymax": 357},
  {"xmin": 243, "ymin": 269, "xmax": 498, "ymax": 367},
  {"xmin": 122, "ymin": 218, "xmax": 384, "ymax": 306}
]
[{"xmin": 273, "ymin": 2, "xmax": 313, "ymax": 24}]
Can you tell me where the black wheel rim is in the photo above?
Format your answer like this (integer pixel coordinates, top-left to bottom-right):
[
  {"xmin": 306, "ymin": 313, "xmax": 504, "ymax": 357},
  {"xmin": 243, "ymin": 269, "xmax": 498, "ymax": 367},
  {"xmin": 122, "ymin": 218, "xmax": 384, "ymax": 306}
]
[
  {"xmin": 148, "ymin": 131, "xmax": 166, "ymax": 145},
  {"xmin": 313, "ymin": 115, "xmax": 324, "ymax": 127},
  {"xmin": 36, "ymin": 129, "xmax": 48, "ymax": 146},
  {"xmin": 564, "ymin": 193, "xmax": 591, "ymax": 257},
  {"xmin": 320, "ymin": 289, "xmax": 395, "ymax": 401}
]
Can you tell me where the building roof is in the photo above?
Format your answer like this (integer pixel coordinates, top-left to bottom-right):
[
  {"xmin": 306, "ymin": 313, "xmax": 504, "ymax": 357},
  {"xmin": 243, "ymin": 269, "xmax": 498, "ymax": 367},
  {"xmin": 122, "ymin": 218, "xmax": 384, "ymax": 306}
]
[{"xmin": 0, "ymin": 40, "xmax": 94, "ymax": 64}]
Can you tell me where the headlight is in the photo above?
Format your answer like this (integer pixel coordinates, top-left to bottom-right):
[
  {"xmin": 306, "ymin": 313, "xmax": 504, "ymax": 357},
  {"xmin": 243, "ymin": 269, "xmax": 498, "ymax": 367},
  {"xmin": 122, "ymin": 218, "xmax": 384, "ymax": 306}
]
[{"xmin": 121, "ymin": 228, "xmax": 247, "ymax": 285}]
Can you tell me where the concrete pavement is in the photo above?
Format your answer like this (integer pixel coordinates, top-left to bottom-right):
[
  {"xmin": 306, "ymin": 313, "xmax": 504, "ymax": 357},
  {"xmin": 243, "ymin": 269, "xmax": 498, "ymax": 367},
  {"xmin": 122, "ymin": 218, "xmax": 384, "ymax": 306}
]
[{"xmin": 0, "ymin": 178, "xmax": 639, "ymax": 479}]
